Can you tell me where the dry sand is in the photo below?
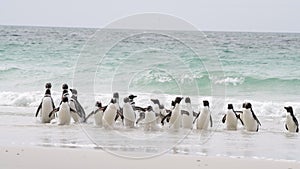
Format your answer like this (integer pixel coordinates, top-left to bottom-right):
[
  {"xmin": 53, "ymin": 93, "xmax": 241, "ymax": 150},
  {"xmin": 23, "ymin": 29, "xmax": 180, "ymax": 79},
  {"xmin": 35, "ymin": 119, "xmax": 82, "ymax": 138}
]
[{"xmin": 1, "ymin": 146, "xmax": 299, "ymax": 169}]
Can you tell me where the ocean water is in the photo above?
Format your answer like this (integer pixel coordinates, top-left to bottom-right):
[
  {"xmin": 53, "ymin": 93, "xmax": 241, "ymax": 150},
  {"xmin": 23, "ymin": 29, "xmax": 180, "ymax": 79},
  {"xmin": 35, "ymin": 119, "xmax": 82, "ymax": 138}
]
[{"xmin": 1, "ymin": 25, "xmax": 300, "ymax": 161}]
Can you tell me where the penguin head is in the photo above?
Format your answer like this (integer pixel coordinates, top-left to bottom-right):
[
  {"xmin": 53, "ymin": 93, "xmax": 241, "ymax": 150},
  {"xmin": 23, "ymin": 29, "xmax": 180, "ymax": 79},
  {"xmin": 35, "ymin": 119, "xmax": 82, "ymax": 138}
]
[
  {"xmin": 45, "ymin": 88, "xmax": 51, "ymax": 95},
  {"xmin": 242, "ymin": 102, "xmax": 247, "ymax": 108},
  {"xmin": 62, "ymin": 83, "xmax": 68, "ymax": 90},
  {"xmin": 95, "ymin": 101, "xmax": 102, "ymax": 107},
  {"xmin": 62, "ymin": 96, "xmax": 68, "ymax": 103},
  {"xmin": 185, "ymin": 97, "xmax": 191, "ymax": 104},
  {"xmin": 203, "ymin": 100, "xmax": 209, "ymax": 107},
  {"xmin": 113, "ymin": 92, "xmax": 119, "ymax": 99},
  {"xmin": 174, "ymin": 97, "xmax": 183, "ymax": 105},
  {"xmin": 227, "ymin": 104, "xmax": 233, "ymax": 110},
  {"xmin": 70, "ymin": 88, "xmax": 78, "ymax": 95},
  {"xmin": 45, "ymin": 82, "xmax": 52, "ymax": 89},
  {"xmin": 128, "ymin": 94, "xmax": 137, "ymax": 100},
  {"xmin": 284, "ymin": 106, "xmax": 294, "ymax": 114},
  {"xmin": 123, "ymin": 97, "xmax": 130, "ymax": 103},
  {"xmin": 245, "ymin": 102, "xmax": 252, "ymax": 109}
]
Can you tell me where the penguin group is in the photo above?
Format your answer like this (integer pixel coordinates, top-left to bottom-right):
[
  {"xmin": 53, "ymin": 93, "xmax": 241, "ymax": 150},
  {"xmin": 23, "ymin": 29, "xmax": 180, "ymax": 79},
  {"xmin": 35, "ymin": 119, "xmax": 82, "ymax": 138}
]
[{"xmin": 35, "ymin": 83, "xmax": 299, "ymax": 133}]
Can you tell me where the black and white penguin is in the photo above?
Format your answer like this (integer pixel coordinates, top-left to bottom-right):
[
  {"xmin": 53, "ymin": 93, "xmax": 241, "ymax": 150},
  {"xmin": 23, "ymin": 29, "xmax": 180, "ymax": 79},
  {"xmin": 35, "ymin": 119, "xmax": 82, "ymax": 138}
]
[
  {"xmin": 144, "ymin": 106, "xmax": 158, "ymax": 131},
  {"xmin": 243, "ymin": 103, "xmax": 261, "ymax": 132},
  {"xmin": 70, "ymin": 88, "xmax": 86, "ymax": 120},
  {"xmin": 222, "ymin": 104, "xmax": 244, "ymax": 130},
  {"xmin": 169, "ymin": 97, "xmax": 183, "ymax": 129},
  {"xmin": 284, "ymin": 106, "xmax": 299, "ymax": 133},
  {"xmin": 181, "ymin": 97, "xmax": 195, "ymax": 129},
  {"xmin": 35, "ymin": 87, "xmax": 55, "ymax": 123},
  {"xmin": 84, "ymin": 101, "xmax": 105, "ymax": 126},
  {"xmin": 123, "ymin": 97, "xmax": 136, "ymax": 128},
  {"xmin": 102, "ymin": 98, "xmax": 118, "ymax": 129},
  {"xmin": 195, "ymin": 100, "xmax": 213, "ymax": 130},
  {"xmin": 49, "ymin": 96, "xmax": 76, "ymax": 125}
]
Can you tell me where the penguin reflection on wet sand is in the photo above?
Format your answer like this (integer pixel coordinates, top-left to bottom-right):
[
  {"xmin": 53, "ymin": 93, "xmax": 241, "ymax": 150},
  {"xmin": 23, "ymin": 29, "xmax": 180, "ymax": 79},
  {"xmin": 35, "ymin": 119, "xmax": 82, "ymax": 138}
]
[
  {"xmin": 222, "ymin": 104, "xmax": 244, "ymax": 130},
  {"xmin": 195, "ymin": 100, "xmax": 213, "ymax": 130},
  {"xmin": 243, "ymin": 103, "xmax": 261, "ymax": 132},
  {"xmin": 35, "ymin": 83, "xmax": 55, "ymax": 123},
  {"xmin": 284, "ymin": 106, "xmax": 299, "ymax": 133}
]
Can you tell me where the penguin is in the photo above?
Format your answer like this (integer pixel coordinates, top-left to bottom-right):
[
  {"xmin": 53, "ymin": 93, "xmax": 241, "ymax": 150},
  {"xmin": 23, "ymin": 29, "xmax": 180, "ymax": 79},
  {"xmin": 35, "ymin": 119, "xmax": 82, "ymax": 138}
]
[
  {"xmin": 222, "ymin": 104, "xmax": 244, "ymax": 130},
  {"xmin": 112, "ymin": 92, "xmax": 123, "ymax": 122},
  {"xmin": 150, "ymin": 98, "xmax": 165, "ymax": 124},
  {"xmin": 49, "ymin": 96, "xmax": 76, "ymax": 125},
  {"xmin": 284, "ymin": 106, "xmax": 299, "ymax": 133},
  {"xmin": 70, "ymin": 88, "xmax": 86, "ymax": 120},
  {"xmin": 181, "ymin": 97, "xmax": 194, "ymax": 129},
  {"xmin": 243, "ymin": 103, "xmax": 261, "ymax": 132},
  {"xmin": 35, "ymin": 88, "xmax": 55, "ymax": 123},
  {"xmin": 195, "ymin": 100, "xmax": 213, "ymax": 130},
  {"xmin": 160, "ymin": 97, "xmax": 180, "ymax": 126},
  {"xmin": 168, "ymin": 97, "xmax": 183, "ymax": 130},
  {"xmin": 84, "ymin": 101, "xmax": 105, "ymax": 126},
  {"xmin": 144, "ymin": 106, "xmax": 158, "ymax": 131},
  {"xmin": 123, "ymin": 97, "xmax": 136, "ymax": 128},
  {"xmin": 102, "ymin": 99, "xmax": 118, "ymax": 129}
]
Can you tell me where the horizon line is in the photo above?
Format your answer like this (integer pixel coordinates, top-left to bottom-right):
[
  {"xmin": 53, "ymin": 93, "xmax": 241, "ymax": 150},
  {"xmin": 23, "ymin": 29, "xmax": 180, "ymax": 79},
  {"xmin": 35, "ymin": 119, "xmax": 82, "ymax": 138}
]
[{"xmin": 1, "ymin": 24, "xmax": 300, "ymax": 34}]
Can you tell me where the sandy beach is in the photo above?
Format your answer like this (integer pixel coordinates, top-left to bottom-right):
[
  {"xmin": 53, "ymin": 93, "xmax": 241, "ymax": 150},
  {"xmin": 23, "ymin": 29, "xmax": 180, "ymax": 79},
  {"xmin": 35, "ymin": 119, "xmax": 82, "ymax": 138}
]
[{"xmin": 1, "ymin": 146, "xmax": 299, "ymax": 169}]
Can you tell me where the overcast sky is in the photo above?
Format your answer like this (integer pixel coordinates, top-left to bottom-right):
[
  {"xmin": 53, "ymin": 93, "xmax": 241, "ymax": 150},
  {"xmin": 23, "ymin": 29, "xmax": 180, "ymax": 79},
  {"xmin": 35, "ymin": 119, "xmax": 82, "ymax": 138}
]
[{"xmin": 0, "ymin": 0, "xmax": 300, "ymax": 32}]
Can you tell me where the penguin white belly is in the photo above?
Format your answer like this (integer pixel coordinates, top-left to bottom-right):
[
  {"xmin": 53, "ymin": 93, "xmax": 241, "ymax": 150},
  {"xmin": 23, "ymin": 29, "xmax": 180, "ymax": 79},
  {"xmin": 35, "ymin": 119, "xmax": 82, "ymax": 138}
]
[
  {"xmin": 144, "ymin": 111, "xmax": 157, "ymax": 131},
  {"xmin": 103, "ymin": 104, "xmax": 117, "ymax": 128},
  {"xmin": 94, "ymin": 110, "xmax": 103, "ymax": 127},
  {"xmin": 41, "ymin": 97, "xmax": 54, "ymax": 123},
  {"xmin": 169, "ymin": 105, "xmax": 181, "ymax": 129},
  {"xmin": 196, "ymin": 108, "xmax": 210, "ymax": 130},
  {"xmin": 182, "ymin": 105, "xmax": 193, "ymax": 129},
  {"xmin": 286, "ymin": 114, "xmax": 297, "ymax": 132},
  {"xmin": 243, "ymin": 110, "xmax": 258, "ymax": 131},
  {"xmin": 226, "ymin": 111, "xmax": 238, "ymax": 130},
  {"xmin": 123, "ymin": 103, "xmax": 135, "ymax": 128},
  {"xmin": 58, "ymin": 103, "xmax": 71, "ymax": 125}
]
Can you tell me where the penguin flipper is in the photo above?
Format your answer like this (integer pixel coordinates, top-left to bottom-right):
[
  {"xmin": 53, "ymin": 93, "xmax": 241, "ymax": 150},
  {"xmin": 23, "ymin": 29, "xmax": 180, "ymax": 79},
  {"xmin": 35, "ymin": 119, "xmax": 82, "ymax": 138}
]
[
  {"xmin": 181, "ymin": 110, "xmax": 189, "ymax": 116},
  {"xmin": 49, "ymin": 108, "xmax": 59, "ymax": 118},
  {"xmin": 252, "ymin": 110, "xmax": 261, "ymax": 126},
  {"xmin": 221, "ymin": 114, "xmax": 226, "ymax": 123},
  {"xmin": 296, "ymin": 127, "xmax": 299, "ymax": 133},
  {"xmin": 193, "ymin": 111, "xmax": 198, "ymax": 117},
  {"xmin": 210, "ymin": 115, "xmax": 213, "ymax": 127},
  {"xmin": 134, "ymin": 106, "xmax": 146, "ymax": 112},
  {"xmin": 83, "ymin": 110, "xmax": 96, "ymax": 123},
  {"xmin": 292, "ymin": 116, "xmax": 299, "ymax": 127},
  {"xmin": 192, "ymin": 112, "xmax": 200, "ymax": 124},
  {"xmin": 236, "ymin": 114, "xmax": 244, "ymax": 125},
  {"xmin": 285, "ymin": 124, "xmax": 288, "ymax": 131},
  {"xmin": 35, "ymin": 102, "xmax": 42, "ymax": 117}
]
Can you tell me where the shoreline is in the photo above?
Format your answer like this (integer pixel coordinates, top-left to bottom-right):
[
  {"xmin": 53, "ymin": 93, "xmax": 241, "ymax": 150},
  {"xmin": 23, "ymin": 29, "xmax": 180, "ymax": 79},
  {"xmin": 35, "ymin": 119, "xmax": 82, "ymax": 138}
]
[{"xmin": 1, "ymin": 146, "xmax": 299, "ymax": 169}]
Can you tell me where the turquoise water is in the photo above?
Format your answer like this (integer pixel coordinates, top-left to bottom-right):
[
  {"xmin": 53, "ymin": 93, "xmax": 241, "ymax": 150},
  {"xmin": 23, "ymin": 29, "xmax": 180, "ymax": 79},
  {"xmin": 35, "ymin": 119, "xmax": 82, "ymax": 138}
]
[{"xmin": 1, "ymin": 25, "xmax": 300, "ymax": 161}]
